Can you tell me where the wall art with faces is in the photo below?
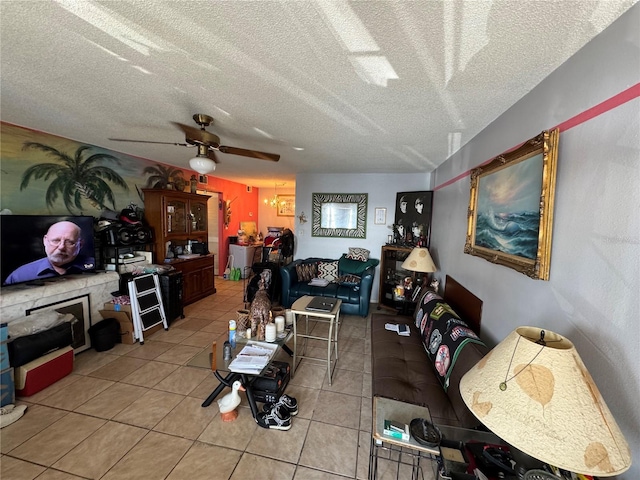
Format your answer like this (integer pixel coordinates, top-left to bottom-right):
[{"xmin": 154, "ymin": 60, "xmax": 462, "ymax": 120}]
[{"xmin": 393, "ymin": 191, "xmax": 433, "ymax": 247}]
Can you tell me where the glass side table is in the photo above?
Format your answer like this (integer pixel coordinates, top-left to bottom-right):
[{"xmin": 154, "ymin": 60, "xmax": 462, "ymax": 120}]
[
  {"xmin": 370, "ymin": 396, "xmax": 439, "ymax": 480},
  {"xmin": 370, "ymin": 396, "xmax": 545, "ymax": 480}
]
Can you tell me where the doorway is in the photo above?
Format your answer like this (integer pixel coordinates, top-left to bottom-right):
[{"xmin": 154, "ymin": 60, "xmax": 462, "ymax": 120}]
[{"xmin": 199, "ymin": 191, "xmax": 220, "ymax": 274}]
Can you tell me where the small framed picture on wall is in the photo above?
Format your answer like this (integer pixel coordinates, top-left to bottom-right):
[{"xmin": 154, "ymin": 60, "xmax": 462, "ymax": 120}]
[{"xmin": 277, "ymin": 195, "xmax": 295, "ymax": 217}]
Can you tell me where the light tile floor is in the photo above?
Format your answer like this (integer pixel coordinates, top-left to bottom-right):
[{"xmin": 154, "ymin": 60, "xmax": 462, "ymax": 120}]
[{"xmin": 1, "ymin": 279, "xmax": 433, "ymax": 479}]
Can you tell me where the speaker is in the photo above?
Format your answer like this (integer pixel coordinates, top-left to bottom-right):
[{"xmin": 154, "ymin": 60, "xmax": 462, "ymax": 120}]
[
  {"xmin": 102, "ymin": 224, "xmax": 152, "ymax": 246},
  {"xmin": 117, "ymin": 227, "xmax": 134, "ymax": 245},
  {"xmin": 104, "ymin": 228, "xmax": 118, "ymax": 246},
  {"xmin": 134, "ymin": 226, "xmax": 152, "ymax": 243}
]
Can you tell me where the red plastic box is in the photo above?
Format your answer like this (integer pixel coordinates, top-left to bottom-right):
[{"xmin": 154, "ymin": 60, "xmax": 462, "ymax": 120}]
[{"xmin": 15, "ymin": 346, "xmax": 73, "ymax": 397}]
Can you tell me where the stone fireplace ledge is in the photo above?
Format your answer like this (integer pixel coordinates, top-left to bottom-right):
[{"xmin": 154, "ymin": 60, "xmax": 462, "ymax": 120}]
[{"xmin": 0, "ymin": 271, "xmax": 120, "ymax": 326}]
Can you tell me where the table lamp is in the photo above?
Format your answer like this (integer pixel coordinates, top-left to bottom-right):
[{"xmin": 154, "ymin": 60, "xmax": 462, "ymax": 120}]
[
  {"xmin": 401, "ymin": 247, "xmax": 437, "ymax": 288},
  {"xmin": 459, "ymin": 326, "xmax": 631, "ymax": 476}
]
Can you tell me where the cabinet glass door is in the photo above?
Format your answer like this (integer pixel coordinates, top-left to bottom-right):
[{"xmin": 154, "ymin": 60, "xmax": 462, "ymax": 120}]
[
  {"xmin": 190, "ymin": 200, "xmax": 207, "ymax": 233},
  {"xmin": 166, "ymin": 199, "xmax": 187, "ymax": 235}
]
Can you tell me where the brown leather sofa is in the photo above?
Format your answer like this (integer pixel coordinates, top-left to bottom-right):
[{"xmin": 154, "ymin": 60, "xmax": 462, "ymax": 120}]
[{"xmin": 370, "ymin": 276, "xmax": 488, "ymax": 428}]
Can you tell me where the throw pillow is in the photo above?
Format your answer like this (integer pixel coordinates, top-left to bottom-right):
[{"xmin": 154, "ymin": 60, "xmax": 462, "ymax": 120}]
[
  {"xmin": 346, "ymin": 247, "xmax": 370, "ymax": 261},
  {"xmin": 338, "ymin": 254, "xmax": 379, "ymax": 275},
  {"xmin": 295, "ymin": 263, "xmax": 318, "ymax": 282},
  {"xmin": 335, "ymin": 274, "xmax": 361, "ymax": 286},
  {"xmin": 317, "ymin": 260, "xmax": 339, "ymax": 281}
]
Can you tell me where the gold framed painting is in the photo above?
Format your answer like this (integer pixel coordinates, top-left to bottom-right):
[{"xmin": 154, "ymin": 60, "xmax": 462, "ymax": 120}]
[
  {"xmin": 277, "ymin": 195, "xmax": 295, "ymax": 217},
  {"xmin": 464, "ymin": 129, "xmax": 559, "ymax": 280}
]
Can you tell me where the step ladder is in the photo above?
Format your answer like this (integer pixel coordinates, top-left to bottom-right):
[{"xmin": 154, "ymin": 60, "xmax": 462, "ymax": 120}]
[{"xmin": 127, "ymin": 273, "xmax": 169, "ymax": 344}]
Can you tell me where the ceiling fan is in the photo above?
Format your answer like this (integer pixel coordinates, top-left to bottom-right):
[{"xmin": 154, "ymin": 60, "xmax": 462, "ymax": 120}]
[{"xmin": 109, "ymin": 113, "xmax": 280, "ymax": 173}]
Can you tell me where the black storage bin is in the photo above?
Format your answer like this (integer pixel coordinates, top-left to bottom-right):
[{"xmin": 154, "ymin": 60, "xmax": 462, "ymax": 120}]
[
  {"xmin": 252, "ymin": 361, "xmax": 290, "ymax": 404},
  {"xmin": 88, "ymin": 318, "xmax": 120, "ymax": 352},
  {"xmin": 159, "ymin": 270, "xmax": 184, "ymax": 325},
  {"xmin": 8, "ymin": 322, "xmax": 73, "ymax": 368}
]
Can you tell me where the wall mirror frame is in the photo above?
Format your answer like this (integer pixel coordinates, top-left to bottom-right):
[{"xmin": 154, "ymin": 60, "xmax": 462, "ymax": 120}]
[{"xmin": 312, "ymin": 193, "xmax": 368, "ymax": 238}]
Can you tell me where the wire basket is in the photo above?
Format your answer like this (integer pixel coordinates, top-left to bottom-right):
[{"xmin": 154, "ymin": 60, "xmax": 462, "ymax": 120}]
[
  {"xmin": 236, "ymin": 309, "xmax": 250, "ymax": 330},
  {"xmin": 271, "ymin": 306, "xmax": 285, "ymax": 320}
]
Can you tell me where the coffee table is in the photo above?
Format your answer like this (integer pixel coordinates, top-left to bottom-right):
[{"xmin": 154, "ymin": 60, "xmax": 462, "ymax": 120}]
[{"xmin": 197, "ymin": 328, "xmax": 293, "ymax": 420}]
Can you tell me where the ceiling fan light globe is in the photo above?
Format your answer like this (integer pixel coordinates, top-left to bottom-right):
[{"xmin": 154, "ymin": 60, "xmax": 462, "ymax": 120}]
[{"xmin": 189, "ymin": 156, "xmax": 216, "ymax": 174}]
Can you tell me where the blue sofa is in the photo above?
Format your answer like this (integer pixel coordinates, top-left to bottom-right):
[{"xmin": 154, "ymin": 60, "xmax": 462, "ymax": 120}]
[{"xmin": 280, "ymin": 256, "xmax": 379, "ymax": 317}]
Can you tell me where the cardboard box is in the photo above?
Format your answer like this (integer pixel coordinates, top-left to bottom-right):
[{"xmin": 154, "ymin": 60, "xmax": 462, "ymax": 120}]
[
  {"xmin": 100, "ymin": 303, "xmax": 164, "ymax": 344},
  {"xmin": 102, "ymin": 303, "xmax": 132, "ymax": 314}
]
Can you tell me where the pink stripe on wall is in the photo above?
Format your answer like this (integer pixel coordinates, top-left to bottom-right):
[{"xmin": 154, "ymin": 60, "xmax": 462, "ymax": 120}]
[{"xmin": 435, "ymin": 83, "xmax": 640, "ymax": 191}]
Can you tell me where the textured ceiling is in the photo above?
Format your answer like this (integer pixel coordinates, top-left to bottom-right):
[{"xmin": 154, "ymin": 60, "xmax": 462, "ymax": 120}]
[{"xmin": 1, "ymin": 1, "xmax": 636, "ymax": 188}]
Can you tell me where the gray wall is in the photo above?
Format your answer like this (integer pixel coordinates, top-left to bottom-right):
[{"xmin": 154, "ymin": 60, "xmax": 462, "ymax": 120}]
[
  {"xmin": 295, "ymin": 172, "xmax": 432, "ymax": 303},
  {"xmin": 431, "ymin": 5, "xmax": 639, "ymax": 477}
]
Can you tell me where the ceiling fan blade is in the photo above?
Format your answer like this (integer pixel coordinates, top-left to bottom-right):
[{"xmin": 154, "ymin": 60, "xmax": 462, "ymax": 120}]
[
  {"xmin": 171, "ymin": 122, "xmax": 220, "ymax": 147},
  {"xmin": 218, "ymin": 145, "xmax": 280, "ymax": 162},
  {"xmin": 109, "ymin": 138, "xmax": 189, "ymax": 146},
  {"xmin": 206, "ymin": 148, "xmax": 220, "ymax": 164}
]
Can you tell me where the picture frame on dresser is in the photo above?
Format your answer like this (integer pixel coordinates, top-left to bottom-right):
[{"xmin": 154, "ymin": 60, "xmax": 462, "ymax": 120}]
[{"xmin": 464, "ymin": 128, "xmax": 559, "ymax": 280}]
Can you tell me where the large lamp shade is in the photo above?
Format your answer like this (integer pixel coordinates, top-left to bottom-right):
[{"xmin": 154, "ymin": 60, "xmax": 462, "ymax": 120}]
[
  {"xmin": 460, "ymin": 326, "xmax": 631, "ymax": 476},
  {"xmin": 400, "ymin": 247, "xmax": 436, "ymax": 273}
]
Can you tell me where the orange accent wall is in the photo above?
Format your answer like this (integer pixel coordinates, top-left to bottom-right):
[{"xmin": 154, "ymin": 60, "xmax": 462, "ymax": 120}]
[{"xmin": 199, "ymin": 177, "xmax": 261, "ymax": 276}]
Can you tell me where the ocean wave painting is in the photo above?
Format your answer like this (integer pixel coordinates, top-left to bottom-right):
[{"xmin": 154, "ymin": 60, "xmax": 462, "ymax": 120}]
[
  {"xmin": 475, "ymin": 209, "xmax": 539, "ymax": 259},
  {"xmin": 474, "ymin": 153, "xmax": 544, "ymax": 260}
]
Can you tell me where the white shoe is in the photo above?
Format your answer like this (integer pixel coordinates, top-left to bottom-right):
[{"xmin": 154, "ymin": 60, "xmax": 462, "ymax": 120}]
[
  {"xmin": 0, "ymin": 404, "xmax": 15, "ymax": 415},
  {"xmin": 0, "ymin": 404, "xmax": 27, "ymax": 428}
]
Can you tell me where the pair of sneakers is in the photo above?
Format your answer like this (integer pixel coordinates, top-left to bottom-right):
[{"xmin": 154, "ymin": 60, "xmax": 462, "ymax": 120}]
[
  {"xmin": 256, "ymin": 394, "xmax": 298, "ymax": 430},
  {"xmin": 0, "ymin": 404, "xmax": 27, "ymax": 429}
]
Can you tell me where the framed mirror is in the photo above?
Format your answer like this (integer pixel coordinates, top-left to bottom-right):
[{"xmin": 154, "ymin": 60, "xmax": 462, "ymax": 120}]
[{"xmin": 312, "ymin": 193, "xmax": 367, "ymax": 238}]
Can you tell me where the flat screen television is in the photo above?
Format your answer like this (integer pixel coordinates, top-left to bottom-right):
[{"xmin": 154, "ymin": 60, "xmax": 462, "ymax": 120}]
[{"xmin": 1, "ymin": 215, "xmax": 97, "ymax": 286}]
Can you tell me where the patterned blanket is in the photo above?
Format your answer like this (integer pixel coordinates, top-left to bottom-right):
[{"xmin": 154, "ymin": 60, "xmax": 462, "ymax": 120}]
[{"xmin": 414, "ymin": 290, "xmax": 485, "ymax": 391}]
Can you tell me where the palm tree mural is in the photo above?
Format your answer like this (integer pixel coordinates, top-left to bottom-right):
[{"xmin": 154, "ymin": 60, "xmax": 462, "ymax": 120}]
[
  {"xmin": 143, "ymin": 163, "xmax": 185, "ymax": 190},
  {"xmin": 20, "ymin": 142, "xmax": 129, "ymax": 214}
]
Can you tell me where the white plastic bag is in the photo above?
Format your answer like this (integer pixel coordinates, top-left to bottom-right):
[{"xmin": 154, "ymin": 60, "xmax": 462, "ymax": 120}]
[
  {"xmin": 224, "ymin": 255, "xmax": 234, "ymax": 279},
  {"xmin": 8, "ymin": 311, "xmax": 75, "ymax": 339}
]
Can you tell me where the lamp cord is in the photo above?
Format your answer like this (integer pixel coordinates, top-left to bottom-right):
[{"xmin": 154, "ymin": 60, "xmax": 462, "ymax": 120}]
[{"xmin": 499, "ymin": 335, "xmax": 546, "ymax": 391}]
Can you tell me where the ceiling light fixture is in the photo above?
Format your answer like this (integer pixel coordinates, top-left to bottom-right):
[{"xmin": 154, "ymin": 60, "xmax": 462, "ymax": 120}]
[
  {"xmin": 264, "ymin": 182, "xmax": 285, "ymax": 208},
  {"xmin": 189, "ymin": 145, "xmax": 216, "ymax": 174}
]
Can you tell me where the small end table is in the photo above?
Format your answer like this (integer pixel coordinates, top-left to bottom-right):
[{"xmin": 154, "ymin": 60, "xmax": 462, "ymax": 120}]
[{"xmin": 290, "ymin": 295, "xmax": 342, "ymax": 385}]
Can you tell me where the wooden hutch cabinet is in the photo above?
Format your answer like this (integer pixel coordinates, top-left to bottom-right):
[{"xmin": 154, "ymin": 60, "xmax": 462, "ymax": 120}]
[{"xmin": 143, "ymin": 189, "xmax": 216, "ymax": 305}]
